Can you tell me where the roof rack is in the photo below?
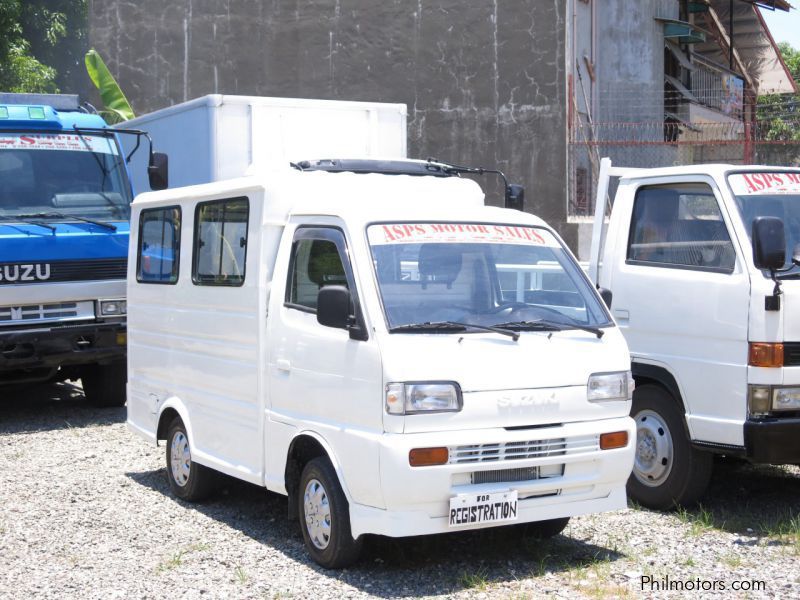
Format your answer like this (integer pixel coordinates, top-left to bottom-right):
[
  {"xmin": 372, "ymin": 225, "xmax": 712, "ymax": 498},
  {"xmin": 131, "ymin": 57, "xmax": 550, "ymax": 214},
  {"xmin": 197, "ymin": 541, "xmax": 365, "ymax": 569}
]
[
  {"xmin": 290, "ymin": 159, "xmax": 454, "ymax": 177},
  {"xmin": 0, "ymin": 93, "xmax": 81, "ymax": 112}
]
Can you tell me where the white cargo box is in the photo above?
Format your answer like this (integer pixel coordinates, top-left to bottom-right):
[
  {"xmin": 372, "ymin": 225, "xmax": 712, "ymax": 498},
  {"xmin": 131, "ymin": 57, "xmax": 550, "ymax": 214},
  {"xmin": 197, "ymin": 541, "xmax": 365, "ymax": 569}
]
[{"xmin": 120, "ymin": 94, "xmax": 407, "ymax": 195}]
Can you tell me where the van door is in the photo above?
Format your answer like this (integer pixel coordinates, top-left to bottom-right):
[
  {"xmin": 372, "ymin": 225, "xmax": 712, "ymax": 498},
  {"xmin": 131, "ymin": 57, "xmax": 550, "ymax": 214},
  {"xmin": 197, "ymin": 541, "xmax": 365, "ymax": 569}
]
[
  {"xmin": 266, "ymin": 222, "xmax": 384, "ymax": 508},
  {"xmin": 609, "ymin": 179, "xmax": 750, "ymax": 446}
]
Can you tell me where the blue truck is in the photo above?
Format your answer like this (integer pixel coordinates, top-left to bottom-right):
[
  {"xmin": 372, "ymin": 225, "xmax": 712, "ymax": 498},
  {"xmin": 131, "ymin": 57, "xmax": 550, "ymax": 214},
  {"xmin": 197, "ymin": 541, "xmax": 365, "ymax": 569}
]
[{"xmin": 0, "ymin": 93, "xmax": 167, "ymax": 406}]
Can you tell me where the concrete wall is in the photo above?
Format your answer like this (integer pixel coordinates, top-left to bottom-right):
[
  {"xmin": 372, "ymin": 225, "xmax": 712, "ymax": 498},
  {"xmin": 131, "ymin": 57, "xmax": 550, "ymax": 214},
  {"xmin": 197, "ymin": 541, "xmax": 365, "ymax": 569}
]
[{"xmin": 89, "ymin": 1, "xmax": 571, "ymax": 241}]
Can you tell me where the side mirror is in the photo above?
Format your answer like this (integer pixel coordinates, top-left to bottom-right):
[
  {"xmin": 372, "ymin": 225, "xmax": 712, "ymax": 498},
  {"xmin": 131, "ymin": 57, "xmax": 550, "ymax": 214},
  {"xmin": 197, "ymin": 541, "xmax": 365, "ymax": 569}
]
[
  {"xmin": 505, "ymin": 184, "xmax": 525, "ymax": 211},
  {"xmin": 599, "ymin": 287, "xmax": 613, "ymax": 309},
  {"xmin": 752, "ymin": 216, "xmax": 786, "ymax": 271},
  {"xmin": 148, "ymin": 152, "xmax": 169, "ymax": 191},
  {"xmin": 317, "ymin": 285, "xmax": 351, "ymax": 329}
]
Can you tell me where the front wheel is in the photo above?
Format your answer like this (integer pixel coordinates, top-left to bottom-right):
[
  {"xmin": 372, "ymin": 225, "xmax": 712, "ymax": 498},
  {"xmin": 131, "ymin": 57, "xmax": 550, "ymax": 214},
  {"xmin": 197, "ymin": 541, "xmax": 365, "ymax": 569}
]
[
  {"xmin": 627, "ymin": 384, "xmax": 713, "ymax": 510},
  {"xmin": 82, "ymin": 363, "xmax": 127, "ymax": 407},
  {"xmin": 298, "ymin": 457, "xmax": 362, "ymax": 569},
  {"xmin": 165, "ymin": 417, "xmax": 217, "ymax": 501}
]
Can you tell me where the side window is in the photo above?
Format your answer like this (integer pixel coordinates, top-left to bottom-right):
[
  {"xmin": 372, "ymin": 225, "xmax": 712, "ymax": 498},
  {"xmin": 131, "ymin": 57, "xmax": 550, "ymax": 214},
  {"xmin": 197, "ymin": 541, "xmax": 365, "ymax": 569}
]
[
  {"xmin": 137, "ymin": 206, "xmax": 181, "ymax": 284},
  {"xmin": 627, "ymin": 183, "xmax": 735, "ymax": 272},
  {"xmin": 192, "ymin": 197, "xmax": 249, "ymax": 286},
  {"xmin": 286, "ymin": 230, "xmax": 350, "ymax": 312}
]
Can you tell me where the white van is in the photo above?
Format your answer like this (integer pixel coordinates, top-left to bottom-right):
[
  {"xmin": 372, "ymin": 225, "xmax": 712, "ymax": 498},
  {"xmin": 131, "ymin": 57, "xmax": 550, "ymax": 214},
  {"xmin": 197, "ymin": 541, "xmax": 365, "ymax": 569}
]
[
  {"xmin": 127, "ymin": 159, "xmax": 635, "ymax": 568},
  {"xmin": 589, "ymin": 159, "xmax": 800, "ymax": 509}
]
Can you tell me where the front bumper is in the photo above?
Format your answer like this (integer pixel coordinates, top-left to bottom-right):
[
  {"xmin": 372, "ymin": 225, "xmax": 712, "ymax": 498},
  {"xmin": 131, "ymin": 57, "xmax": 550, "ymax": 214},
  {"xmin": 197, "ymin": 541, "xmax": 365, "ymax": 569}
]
[
  {"xmin": 0, "ymin": 321, "xmax": 126, "ymax": 383},
  {"xmin": 744, "ymin": 418, "xmax": 800, "ymax": 464},
  {"xmin": 349, "ymin": 416, "xmax": 635, "ymax": 538}
]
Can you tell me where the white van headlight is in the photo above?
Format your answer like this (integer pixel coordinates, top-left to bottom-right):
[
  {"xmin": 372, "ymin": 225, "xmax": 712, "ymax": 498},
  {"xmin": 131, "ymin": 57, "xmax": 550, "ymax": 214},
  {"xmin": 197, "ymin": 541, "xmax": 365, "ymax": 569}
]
[
  {"xmin": 99, "ymin": 299, "xmax": 127, "ymax": 316},
  {"xmin": 772, "ymin": 387, "xmax": 800, "ymax": 411},
  {"xmin": 587, "ymin": 371, "xmax": 633, "ymax": 402},
  {"xmin": 385, "ymin": 382, "xmax": 462, "ymax": 415}
]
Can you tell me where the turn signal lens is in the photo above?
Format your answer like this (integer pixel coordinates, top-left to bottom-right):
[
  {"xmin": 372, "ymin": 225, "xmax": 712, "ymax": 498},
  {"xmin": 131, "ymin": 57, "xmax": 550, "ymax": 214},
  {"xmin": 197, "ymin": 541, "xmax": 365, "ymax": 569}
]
[
  {"xmin": 748, "ymin": 343, "xmax": 784, "ymax": 368},
  {"xmin": 409, "ymin": 447, "xmax": 449, "ymax": 467},
  {"xmin": 599, "ymin": 431, "xmax": 629, "ymax": 450}
]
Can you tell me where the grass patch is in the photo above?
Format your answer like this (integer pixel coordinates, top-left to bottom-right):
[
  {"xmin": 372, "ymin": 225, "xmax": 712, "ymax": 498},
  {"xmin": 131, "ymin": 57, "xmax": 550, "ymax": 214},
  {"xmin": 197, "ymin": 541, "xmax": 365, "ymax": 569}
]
[
  {"xmin": 234, "ymin": 565, "xmax": 248, "ymax": 584},
  {"xmin": 156, "ymin": 542, "xmax": 211, "ymax": 573},
  {"xmin": 721, "ymin": 553, "xmax": 743, "ymax": 568},
  {"xmin": 676, "ymin": 504, "xmax": 718, "ymax": 536},
  {"xmin": 459, "ymin": 566, "xmax": 489, "ymax": 590}
]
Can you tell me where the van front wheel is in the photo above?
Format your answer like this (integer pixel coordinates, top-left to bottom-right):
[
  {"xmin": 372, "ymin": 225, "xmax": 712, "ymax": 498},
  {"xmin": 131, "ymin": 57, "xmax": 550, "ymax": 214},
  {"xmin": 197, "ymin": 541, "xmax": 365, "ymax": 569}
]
[
  {"xmin": 298, "ymin": 457, "xmax": 362, "ymax": 569},
  {"xmin": 627, "ymin": 384, "xmax": 712, "ymax": 510}
]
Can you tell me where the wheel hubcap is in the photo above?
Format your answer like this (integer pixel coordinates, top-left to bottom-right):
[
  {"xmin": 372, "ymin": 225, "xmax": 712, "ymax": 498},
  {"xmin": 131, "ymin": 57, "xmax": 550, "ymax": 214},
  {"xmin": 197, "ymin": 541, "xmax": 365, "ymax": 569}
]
[
  {"xmin": 303, "ymin": 478, "xmax": 332, "ymax": 550},
  {"xmin": 170, "ymin": 431, "xmax": 191, "ymax": 487},
  {"xmin": 633, "ymin": 409, "xmax": 674, "ymax": 487}
]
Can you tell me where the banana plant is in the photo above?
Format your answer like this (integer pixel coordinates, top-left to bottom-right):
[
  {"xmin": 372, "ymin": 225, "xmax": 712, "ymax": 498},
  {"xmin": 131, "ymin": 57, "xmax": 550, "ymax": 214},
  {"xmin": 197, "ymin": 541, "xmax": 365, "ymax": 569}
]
[{"xmin": 84, "ymin": 48, "xmax": 135, "ymax": 124}]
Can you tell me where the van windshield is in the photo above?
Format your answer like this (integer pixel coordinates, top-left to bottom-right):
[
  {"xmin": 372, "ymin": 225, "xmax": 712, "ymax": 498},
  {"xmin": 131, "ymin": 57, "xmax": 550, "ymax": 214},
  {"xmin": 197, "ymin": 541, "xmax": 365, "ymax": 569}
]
[
  {"xmin": 367, "ymin": 222, "xmax": 612, "ymax": 332},
  {"xmin": 728, "ymin": 172, "xmax": 800, "ymax": 271},
  {"xmin": 0, "ymin": 132, "xmax": 130, "ymax": 222}
]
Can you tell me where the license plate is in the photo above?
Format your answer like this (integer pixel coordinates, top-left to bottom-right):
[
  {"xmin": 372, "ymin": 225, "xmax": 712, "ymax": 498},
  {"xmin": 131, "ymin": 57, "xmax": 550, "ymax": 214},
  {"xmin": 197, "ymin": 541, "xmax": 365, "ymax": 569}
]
[{"xmin": 448, "ymin": 490, "xmax": 518, "ymax": 528}]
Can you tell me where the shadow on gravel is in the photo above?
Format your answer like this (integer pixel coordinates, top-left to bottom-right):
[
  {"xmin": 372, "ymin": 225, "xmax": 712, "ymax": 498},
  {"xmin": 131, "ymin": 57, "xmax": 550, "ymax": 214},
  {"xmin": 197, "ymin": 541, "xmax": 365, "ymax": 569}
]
[
  {"xmin": 633, "ymin": 459, "xmax": 800, "ymax": 547},
  {"xmin": 0, "ymin": 380, "xmax": 124, "ymax": 434},
  {"xmin": 128, "ymin": 467, "xmax": 625, "ymax": 596}
]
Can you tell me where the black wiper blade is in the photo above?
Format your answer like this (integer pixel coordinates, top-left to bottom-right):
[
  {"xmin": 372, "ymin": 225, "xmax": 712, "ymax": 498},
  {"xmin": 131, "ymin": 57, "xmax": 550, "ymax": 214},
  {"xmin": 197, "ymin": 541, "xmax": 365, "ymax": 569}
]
[
  {"xmin": 0, "ymin": 214, "xmax": 56, "ymax": 232},
  {"xmin": 496, "ymin": 320, "xmax": 604, "ymax": 339},
  {"xmin": 390, "ymin": 321, "xmax": 519, "ymax": 341},
  {"xmin": 16, "ymin": 211, "xmax": 117, "ymax": 231}
]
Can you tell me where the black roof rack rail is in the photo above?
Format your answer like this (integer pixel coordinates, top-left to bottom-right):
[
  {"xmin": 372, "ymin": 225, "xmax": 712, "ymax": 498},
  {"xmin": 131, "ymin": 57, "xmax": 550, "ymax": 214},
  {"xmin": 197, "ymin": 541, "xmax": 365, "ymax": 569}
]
[{"xmin": 290, "ymin": 159, "xmax": 455, "ymax": 177}]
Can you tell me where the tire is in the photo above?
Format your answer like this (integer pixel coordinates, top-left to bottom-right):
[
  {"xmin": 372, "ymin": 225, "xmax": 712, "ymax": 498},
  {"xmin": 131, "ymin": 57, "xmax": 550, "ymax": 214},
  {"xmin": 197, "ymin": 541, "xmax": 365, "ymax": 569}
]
[
  {"xmin": 165, "ymin": 417, "xmax": 217, "ymax": 502},
  {"xmin": 519, "ymin": 517, "xmax": 570, "ymax": 540},
  {"xmin": 82, "ymin": 363, "xmax": 127, "ymax": 407},
  {"xmin": 298, "ymin": 457, "xmax": 363, "ymax": 569},
  {"xmin": 627, "ymin": 384, "xmax": 713, "ymax": 510}
]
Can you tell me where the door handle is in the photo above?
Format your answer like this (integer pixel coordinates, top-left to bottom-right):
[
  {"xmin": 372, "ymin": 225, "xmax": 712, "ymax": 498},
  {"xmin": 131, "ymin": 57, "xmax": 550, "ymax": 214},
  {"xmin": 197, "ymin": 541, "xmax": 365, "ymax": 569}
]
[{"xmin": 276, "ymin": 359, "xmax": 291, "ymax": 373}]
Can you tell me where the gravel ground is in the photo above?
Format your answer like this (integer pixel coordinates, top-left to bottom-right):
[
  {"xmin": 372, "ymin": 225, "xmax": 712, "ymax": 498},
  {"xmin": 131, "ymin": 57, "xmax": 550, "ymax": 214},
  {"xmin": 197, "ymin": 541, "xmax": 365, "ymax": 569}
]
[{"xmin": 1, "ymin": 382, "xmax": 799, "ymax": 600}]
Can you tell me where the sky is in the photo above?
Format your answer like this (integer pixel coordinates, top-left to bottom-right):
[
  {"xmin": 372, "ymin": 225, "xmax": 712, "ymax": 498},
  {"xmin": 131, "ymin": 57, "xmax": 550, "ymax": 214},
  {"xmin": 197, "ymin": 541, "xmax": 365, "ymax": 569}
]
[{"xmin": 761, "ymin": 6, "xmax": 800, "ymax": 47}]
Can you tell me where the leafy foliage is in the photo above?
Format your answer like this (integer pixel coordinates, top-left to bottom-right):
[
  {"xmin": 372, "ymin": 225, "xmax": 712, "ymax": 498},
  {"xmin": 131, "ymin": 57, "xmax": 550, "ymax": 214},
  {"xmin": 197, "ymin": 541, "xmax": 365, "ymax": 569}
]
[
  {"xmin": 0, "ymin": 0, "xmax": 86, "ymax": 93},
  {"xmin": 757, "ymin": 42, "xmax": 800, "ymax": 143},
  {"xmin": 85, "ymin": 49, "xmax": 135, "ymax": 123}
]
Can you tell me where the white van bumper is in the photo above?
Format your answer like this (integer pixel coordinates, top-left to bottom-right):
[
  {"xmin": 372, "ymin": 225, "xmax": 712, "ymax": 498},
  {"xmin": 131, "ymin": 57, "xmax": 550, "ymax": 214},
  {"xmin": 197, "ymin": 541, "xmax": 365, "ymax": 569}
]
[{"xmin": 348, "ymin": 416, "xmax": 635, "ymax": 538}]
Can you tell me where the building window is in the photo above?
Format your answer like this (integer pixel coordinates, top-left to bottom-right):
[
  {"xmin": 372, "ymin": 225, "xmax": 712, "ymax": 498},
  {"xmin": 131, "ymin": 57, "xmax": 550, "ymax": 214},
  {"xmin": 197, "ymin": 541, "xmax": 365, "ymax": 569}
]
[
  {"xmin": 627, "ymin": 183, "xmax": 735, "ymax": 272},
  {"xmin": 192, "ymin": 197, "xmax": 249, "ymax": 286},
  {"xmin": 137, "ymin": 206, "xmax": 181, "ymax": 284}
]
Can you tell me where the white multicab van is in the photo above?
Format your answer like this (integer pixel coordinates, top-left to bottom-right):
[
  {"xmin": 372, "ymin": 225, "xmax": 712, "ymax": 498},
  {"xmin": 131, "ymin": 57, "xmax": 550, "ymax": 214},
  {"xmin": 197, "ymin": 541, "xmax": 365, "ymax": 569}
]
[{"xmin": 127, "ymin": 159, "xmax": 635, "ymax": 568}]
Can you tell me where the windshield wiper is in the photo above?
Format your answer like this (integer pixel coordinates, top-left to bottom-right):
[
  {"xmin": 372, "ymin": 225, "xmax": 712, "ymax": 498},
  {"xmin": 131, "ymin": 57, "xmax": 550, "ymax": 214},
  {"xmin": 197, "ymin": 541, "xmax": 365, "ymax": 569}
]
[
  {"xmin": 389, "ymin": 321, "xmax": 520, "ymax": 341},
  {"xmin": 0, "ymin": 214, "xmax": 56, "ymax": 232},
  {"xmin": 15, "ymin": 211, "xmax": 117, "ymax": 231},
  {"xmin": 495, "ymin": 319, "xmax": 604, "ymax": 339}
]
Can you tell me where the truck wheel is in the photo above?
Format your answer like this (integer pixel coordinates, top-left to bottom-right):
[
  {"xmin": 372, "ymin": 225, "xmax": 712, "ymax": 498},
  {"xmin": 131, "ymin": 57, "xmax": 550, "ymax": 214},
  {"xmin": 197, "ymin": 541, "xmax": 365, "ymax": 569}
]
[
  {"xmin": 165, "ymin": 417, "xmax": 217, "ymax": 501},
  {"xmin": 298, "ymin": 457, "xmax": 363, "ymax": 569},
  {"xmin": 520, "ymin": 517, "xmax": 570, "ymax": 540},
  {"xmin": 82, "ymin": 363, "xmax": 127, "ymax": 407},
  {"xmin": 628, "ymin": 384, "xmax": 712, "ymax": 510}
]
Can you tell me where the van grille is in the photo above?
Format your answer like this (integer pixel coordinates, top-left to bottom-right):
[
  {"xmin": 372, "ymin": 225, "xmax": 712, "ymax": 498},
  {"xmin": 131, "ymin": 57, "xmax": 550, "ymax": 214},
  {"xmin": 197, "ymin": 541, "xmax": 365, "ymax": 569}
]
[
  {"xmin": 449, "ymin": 435, "xmax": 598, "ymax": 464},
  {"xmin": 0, "ymin": 301, "xmax": 95, "ymax": 327},
  {"xmin": 783, "ymin": 343, "xmax": 800, "ymax": 367},
  {"xmin": 471, "ymin": 465, "xmax": 565, "ymax": 485}
]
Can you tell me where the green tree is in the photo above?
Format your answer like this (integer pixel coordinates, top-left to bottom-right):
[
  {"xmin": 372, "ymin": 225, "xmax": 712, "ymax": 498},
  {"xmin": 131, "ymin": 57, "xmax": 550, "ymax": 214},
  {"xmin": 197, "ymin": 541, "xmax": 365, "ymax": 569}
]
[
  {"xmin": 0, "ymin": 0, "xmax": 87, "ymax": 93},
  {"xmin": 757, "ymin": 42, "xmax": 800, "ymax": 142}
]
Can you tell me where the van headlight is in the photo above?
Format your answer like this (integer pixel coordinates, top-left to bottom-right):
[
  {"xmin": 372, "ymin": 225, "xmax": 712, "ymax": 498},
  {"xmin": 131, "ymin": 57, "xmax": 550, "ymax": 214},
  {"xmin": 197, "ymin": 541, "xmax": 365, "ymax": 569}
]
[
  {"xmin": 99, "ymin": 299, "xmax": 127, "ymax": 316},
  {"xmin": 587, "ymin": 371, "xmax": 633, "ymax": 402},
  {"xmin": 772, "ymin": 387, "xmax": 800, "ymax": 411},
  {"xmin": 385, "ymin": 382, "xmax": 462, "ymax": 415}
]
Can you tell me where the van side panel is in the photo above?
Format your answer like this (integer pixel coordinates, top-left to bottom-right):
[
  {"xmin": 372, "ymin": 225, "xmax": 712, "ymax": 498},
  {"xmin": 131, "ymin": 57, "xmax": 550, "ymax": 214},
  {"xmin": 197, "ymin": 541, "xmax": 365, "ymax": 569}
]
[{"xmin": 127, "ymin": 191, "xmax": 266, "ymax": 483}]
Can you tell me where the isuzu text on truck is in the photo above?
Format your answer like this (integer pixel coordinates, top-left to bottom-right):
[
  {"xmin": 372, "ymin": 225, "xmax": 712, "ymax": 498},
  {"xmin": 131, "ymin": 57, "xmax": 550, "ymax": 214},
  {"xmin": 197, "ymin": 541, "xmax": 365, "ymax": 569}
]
[
  {"xmin": 0, "ymin": 93, "xmax": 166, "ymax": 405},
  {"xmin": 588, "ymin": 159, "xmax": 800, "ymax": 509},
  {"xmin": 127, "ymin": 157, "xmax": 636, "ymax": 567}
]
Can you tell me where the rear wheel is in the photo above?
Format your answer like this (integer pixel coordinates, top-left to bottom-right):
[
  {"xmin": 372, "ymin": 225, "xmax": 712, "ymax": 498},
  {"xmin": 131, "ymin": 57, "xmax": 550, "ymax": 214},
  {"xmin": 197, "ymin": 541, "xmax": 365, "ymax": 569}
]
[
  {"xmin": 165, "ymin": 417, "xmax": 217, "ymax": 501},
  {"xmin": 627, "ymin": 384, "xmax": 713, "ymax": 510},
  {"xmin": 298, "ymin": 457, "xmax": 362, "ymax": 569},
  {"xmin": 82, "ymin": 363, "xmax": 127, "ymax": 407}
]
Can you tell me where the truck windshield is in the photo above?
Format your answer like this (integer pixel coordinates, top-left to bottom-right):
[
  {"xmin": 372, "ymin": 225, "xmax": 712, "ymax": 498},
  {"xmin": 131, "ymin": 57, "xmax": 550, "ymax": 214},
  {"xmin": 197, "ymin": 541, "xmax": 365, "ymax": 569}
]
[
  {"xmin": 728, "ymin": 172, "xmax": 800, "ymax": 271},
  {"xmin": 0, "ymin": 132, "xmax": 130, "ymax": 222},
  {"xmin": 367, "ymin": 223, "xmax": 612, "ymax": 332}
]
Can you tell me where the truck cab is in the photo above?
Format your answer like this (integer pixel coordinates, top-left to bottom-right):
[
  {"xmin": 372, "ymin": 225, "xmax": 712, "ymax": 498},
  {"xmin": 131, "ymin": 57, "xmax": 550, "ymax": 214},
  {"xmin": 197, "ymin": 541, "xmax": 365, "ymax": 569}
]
[
  {"xmin": 590, "ymin": 159, "xmax": 800, "ymax": 509},
  {"xmin": 127, "ymin": 159, "xmax": 636, "ymax": 567},
  {"xmin": 0, "ymin": 93, "xmax": 164, "ymax": 405}
]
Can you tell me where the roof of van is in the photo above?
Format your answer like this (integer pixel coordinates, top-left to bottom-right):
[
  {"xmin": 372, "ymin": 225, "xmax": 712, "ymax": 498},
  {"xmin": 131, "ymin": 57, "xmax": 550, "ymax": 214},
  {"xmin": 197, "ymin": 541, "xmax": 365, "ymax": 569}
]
[{"xmin": 133, "ymin": 167, "xmax": 553, "ymax": 230}]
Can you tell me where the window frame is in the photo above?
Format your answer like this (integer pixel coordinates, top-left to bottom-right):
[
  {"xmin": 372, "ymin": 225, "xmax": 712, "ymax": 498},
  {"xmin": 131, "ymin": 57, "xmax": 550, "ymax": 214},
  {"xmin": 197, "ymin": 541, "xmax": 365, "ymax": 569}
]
[
  {"xmin": 191, "ymin": 196, "xmax": 250, "ymax": 287},
  {"xmin": 625, "ymin": 183, "xmax": 736, "ymax": 275},
  {"xmin": 136, "ymin": 205, "xmax": 182, "ymax": 285},
  {"xmin": 284, "ymin": 226, "xmax": 359, "ymax": 314}
]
